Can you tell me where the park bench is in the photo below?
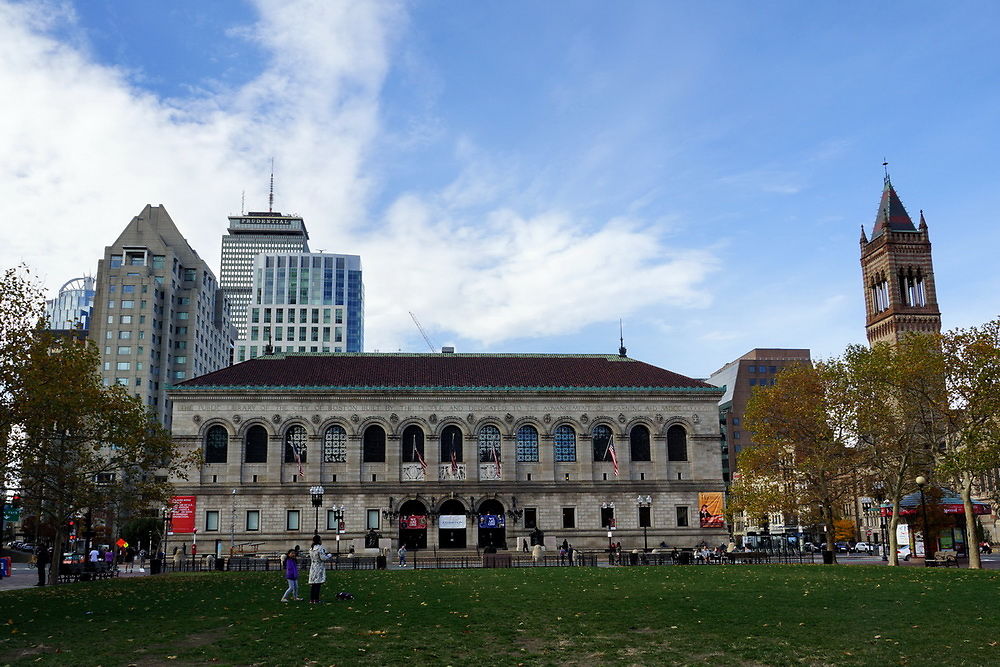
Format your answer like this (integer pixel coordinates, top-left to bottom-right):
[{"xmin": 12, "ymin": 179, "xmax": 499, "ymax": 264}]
[{"xmin": 926, "ymin": 550, "xmax": 959, "ymax": 567}]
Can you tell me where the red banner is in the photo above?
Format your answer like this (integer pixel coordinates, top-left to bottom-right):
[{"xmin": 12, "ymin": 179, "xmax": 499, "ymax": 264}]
[
  {"xmin": 170, "ymin": 496, "xmax": 197, "ymax": 533},
  {"xmin": 400, "ymin": 515, "xmax": 428, "ymax": 530}
]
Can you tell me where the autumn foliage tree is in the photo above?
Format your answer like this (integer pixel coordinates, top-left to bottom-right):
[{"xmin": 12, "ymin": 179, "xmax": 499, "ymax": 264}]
[{"xmin": 734, "ymin": 360, "xmax": 866, "ymax": 559}]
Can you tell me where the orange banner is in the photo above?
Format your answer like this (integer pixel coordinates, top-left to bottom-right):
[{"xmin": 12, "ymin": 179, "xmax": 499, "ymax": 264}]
[{"xmin": 699, "ymin": 492, "xmax": 725, "ymax": 529}]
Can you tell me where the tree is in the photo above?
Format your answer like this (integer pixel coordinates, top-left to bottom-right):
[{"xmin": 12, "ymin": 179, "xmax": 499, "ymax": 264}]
[
  {"xmin": 13, "ymin": 328, "xmax": 193, "ymax": 583},
  {"xmin": 735, "ymin": 360, "xmax": 866, "ymax": 560},
  {"xmin": 932, "ymin": 319, "xmax": 1000, "ymax": 570},
  {"xmin": 843, "ymin": 339, "xmax": 939, "ymax": 566}
]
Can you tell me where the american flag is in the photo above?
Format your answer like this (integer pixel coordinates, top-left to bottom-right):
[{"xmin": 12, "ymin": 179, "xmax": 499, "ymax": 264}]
[
  {"xmin": 491, "ymin": 445, "xmax": 502, "ymax": 478},
  {"xmin": 413, "ymin": 439, "xmax": 427, "ymax": 473},
  {"xmin": 605, "ymin": 435, "xmax": 619, "ymax": 477}
]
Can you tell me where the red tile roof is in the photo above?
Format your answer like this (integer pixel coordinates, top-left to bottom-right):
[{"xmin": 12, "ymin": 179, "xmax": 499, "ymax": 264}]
[{"xmin": 174, "ymin": 353, "xmax": 717, "ymax": 391}]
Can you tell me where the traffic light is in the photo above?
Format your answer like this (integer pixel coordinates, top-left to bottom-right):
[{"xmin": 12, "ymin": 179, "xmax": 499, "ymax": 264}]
[{"xmin": 10, "ymin": 494, "xmax": 21, "ymax": 509}]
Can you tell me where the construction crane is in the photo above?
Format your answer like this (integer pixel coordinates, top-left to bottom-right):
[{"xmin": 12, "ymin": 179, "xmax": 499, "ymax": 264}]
[{"xmin": 409, "ymin": 311, "xmax": 437, "ymax": 352}]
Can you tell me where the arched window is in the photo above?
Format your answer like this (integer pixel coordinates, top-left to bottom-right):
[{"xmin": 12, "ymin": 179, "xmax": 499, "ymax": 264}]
[
  {"xmin": 478, "ymin": 425, "xmax": 501, "ymax": 462},
  {"xmin": 362, "ymin": 425, "xmax": 386, "ymax": 463},
  {"xmin": 630, "ymin": 425, "xmax": 651, "ymax": 462},
  {"xmin": 323, "ymin": 425, "xmax": 347, "ymax": 463},
  {"xmin": 440, "ymin": 425, "xmax": 463, "ymax": 463},
  {"xmin": 667, "ymin": 424, "xmax": 688, "ymax": 461},
  {"xmin": 592, "ymin": 424, "xmax": 612, "ymax": 461},
  {"xmin": 401, "ymin": 425, "xmax": 425, "ymax": 463},
  {"xmin": 554, "ymin": 425, "xmax": 576, "ymax": 462},
  {"xmin": 284, "ymin": 425, "xmax": 308, "ymax": 463},
  {"xmin": 516, "ymin": 425, "xmax": 539, "ymax": 462},
  {"xmin": 245, "ymin": 425, "xmax": 268, "ymax": 463},
  {"xmin": 204, "ymin": 425, "xmax": 228, "ymax": 464}
]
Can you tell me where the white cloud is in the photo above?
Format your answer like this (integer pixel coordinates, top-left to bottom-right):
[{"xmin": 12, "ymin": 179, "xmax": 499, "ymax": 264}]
[{"xmin": 0, "ymin": 0, "xmax": 718, "ymax": 352}]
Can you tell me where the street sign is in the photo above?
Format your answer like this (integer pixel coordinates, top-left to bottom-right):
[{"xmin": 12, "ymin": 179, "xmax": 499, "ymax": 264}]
[{"xmin": 3, "ymin": 508, "xmax": 20, "ymax": 522}]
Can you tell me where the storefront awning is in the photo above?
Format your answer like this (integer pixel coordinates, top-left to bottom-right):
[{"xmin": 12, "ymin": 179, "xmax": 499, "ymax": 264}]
[{"xmin": 878, "ymin": 488, "xmax": 991, "ymax": 517}]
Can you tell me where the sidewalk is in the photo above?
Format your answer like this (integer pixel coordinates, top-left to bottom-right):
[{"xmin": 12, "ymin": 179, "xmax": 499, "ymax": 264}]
[{"xmin": 0, "ymin": 566, "xmax": 150, "ymax": 592}]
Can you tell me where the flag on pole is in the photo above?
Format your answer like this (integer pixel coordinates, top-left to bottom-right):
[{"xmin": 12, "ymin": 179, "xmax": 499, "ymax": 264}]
[
  {"xmin": 491, "ymin": 445, "xmax": 502, "ymax": 478},
  {"xmin": 414, "ymin": 441, "xmax": 427, "ymax": 474},
  {"xmin": 605, "ymin": 435, "xmax": 619, "ymax": 477}
]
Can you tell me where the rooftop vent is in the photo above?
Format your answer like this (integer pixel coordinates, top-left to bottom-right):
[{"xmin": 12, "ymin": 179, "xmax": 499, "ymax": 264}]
[{"xmin": 441, "ymin": 346, "xmax": 455, "ymax": 354}]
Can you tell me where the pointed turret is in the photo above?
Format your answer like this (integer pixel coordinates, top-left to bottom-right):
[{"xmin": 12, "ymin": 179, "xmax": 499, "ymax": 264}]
[
  {"xmin": 919, "ymin": 209, "xmax": 928, "ymax": 231},
  {"xmin": 872, "ymin": 176, "xmax": 917, "ymax": 236},
  {"xmin": 860, "ymin": 224, "xmax": 868, "ymax": 244}
]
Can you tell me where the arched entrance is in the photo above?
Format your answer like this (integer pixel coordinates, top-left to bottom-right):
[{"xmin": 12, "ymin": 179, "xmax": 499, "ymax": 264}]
[
  {"xmin": 437, "ymin": 499, "xmax": 468, "ymax": 549},
  {"xmin": 477, "ymin": 499, "xmax": 507, "ymax": 549},
  {"xmin": 398, "ymin": 499, "xmax": 428, "ymax": 550}
]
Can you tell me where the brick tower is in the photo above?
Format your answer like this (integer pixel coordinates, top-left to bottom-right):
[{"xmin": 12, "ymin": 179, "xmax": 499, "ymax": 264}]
[{"xmin": 860, "ymin": 175, "xmax": 942, "ymax": 345}]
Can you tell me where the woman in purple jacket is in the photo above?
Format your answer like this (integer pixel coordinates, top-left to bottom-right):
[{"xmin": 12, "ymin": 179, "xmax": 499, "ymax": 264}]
[{"xmin": 280, "ymin": 549, "xmax": 300, "ymax": 602}]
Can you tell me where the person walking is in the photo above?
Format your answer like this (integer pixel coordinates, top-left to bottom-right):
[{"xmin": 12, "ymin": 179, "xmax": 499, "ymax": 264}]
[
  {"xmin": 397, "ymin": 544, "xmax": 407, "ymax": 567},
  {"xmin": 36, "ymin": 544, "xmax": 51, "ymax": 586},
  {"xmin": 280, "ymin": 549, "xmax": 300, "ymax": 602},
  {"xmin": 308, "ymin": 534, "xmax": 332, "ymax": 604}
]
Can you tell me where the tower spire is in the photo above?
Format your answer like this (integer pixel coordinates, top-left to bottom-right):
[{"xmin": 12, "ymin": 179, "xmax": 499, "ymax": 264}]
[
  {"xmin": 618, "ymin": 319, "xmax": 627, "ymax": 358},
  {"xmin": 269, "ymin": 158, "xmax": 275, "ymax": 213}
]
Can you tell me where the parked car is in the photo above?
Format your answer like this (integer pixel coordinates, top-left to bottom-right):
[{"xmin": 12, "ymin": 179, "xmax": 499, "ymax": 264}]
[
  {"xmin": 852, "ymin": 542, "xmax": 875, "ymax": 553},
  {"xmin": 896, "ymin": 545, "xmax": 911, "ymax": 561},
  {"xmin": 835, "ymin": 542, "xmax": 851, "ymax": 553}
]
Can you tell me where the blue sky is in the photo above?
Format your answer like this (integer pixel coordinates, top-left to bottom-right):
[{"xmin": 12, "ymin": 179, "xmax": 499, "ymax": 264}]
[{"xmin": 3, "ymin": 0, "xmax": 998, "ymax": 377}]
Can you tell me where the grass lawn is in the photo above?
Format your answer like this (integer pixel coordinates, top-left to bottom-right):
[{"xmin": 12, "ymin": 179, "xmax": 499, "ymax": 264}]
[{"xmin": 0, "ymin": 565, "xmax": 998, "ymax": 666}]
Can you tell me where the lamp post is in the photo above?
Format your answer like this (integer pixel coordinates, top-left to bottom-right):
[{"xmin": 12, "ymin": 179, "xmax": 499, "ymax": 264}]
[
  {"xmin": 229, "ymin": 489, "xmax": 237, "ymax": 557},
  {"xmin": 601, "ymin": 501, "xmax": 616, "ymax": 551},
  {"xmin": 916, "ymin": 476, "xmax": 931, "ymax": 564},
  {"xmin": 635, "ymin": 495, "xmax": 652, "ymax": 552},
  {"xmin": 310, "ymin": 486, "xmax": 325, "ymax": 535},
  {"xmin": 331, "ymin": 505, "xmax": 345, "ymax": 554},
  {"xmin": 873, "ymin": 483, "xmax": 888, "ymax": 561}
]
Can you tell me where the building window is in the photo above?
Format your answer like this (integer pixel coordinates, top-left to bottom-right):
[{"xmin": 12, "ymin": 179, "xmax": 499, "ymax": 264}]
[
  {"xmin": 284, "ymin": 425, "xmax": 308, "ymax": 463},
  {"xmin": 286, "ymin": 510, "xmax": 300, "ymax": 531},
  {"xmin": 554, "ymin": 425, "xmax": 576, "ymax": 462},
  {"xmin": 732, "ymin": 417, "xmax": 740, "ymax": 425},
  {"xmin": 205, "ymin": 511, "xmax": 219, "ymax": 531},
  {"xmin": 676, "ymin": 506, "xmax": 689, "ymax": 527},
  {"xmin": 362, "ymin": 424, "xmax": 386, "ymax": 462},
  {"xmin": 116, "ymin": 362, "xmax": 131, "ymax": 371},
  {"xmin": 323, "ymin": 425, "xmax": 347, "ymax": 463},
  {"xmin": 205, "ymin": 425, "xmax": 228, "ymax": 463},
  {"xmin": 638, "ymin": 506, "xmax": 651, "ymax": 528},
  {"xmin": 600, "ymin": 505, "xmax": 615, "ymax": 528},
  {"xmin": 245, "ymin": 425, "xmax": 268, "ymax": 463},
  {"xmin": 524, "ymin": 508, "xmax": 537, "ymax": 529},
  {"xmin": 120, "ymin": 315, "xmax": 132, "ymax": 324},
  {"xmin": 117, "ymin": 346, "xmax": 131, "ymax": 355},
  {"xmin": 562, "ymin": 507, "xmax": 575, "ymax": 529},
  {"xmin": 401, "ymin": 424, "xmax": 425, "ymax": 463},
  {"xmin": 515, "ymin": 425, "xmax": 539, "ymax": 462},
  {"xmin": 667, "ymin": 425, "xmax": 688, "ymax": 461},
  {"xmin": 440, "ymin": 424, "xmax": 463, "ymax": 463},
  {"xmin": 366, "ymin": 509, "xmax": 380, "ymax": 531},
  {"xmin": 734, "ymin": 431, "xmax": 741, "ymax": 439},
  {"xmin": 630, "ymin": 424, "xmax": 651, "ymax": 462},
  {"xmin": 592, "ymin": 424, "xmax": 612, "ymax": 461},
  {"xmin": 246, "ymin": 510, "xmax": 260, "ymax": 531},
  {"xmin": 478, "ymin": 425, "xmax": 501, "ymax": 463},
  {"xmin": 121, "ymin": 300, "xmax": 134, "ymax": 309}
]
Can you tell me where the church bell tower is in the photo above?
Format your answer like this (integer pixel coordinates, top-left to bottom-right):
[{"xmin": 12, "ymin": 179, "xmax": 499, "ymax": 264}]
[{"xmin": 860, "ymin": 174, "xmax": 942, "ymax": 346}]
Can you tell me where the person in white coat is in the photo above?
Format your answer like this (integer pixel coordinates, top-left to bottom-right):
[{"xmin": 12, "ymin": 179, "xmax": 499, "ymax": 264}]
[{"xmin": 308, "ymin": 534, "xmax": 333, "ymax": 603}]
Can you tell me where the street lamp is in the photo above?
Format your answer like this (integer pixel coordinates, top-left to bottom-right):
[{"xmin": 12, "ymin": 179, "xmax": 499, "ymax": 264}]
[
  {"xmin": 310, "ymin": 486, "xmax": 325, "ymax": 534},
  {"xmin": 916, "ymin": 475, "xmax": 931, "ymax": 564},
  {"xmin": 873, "ymin": 482, "xmax": 888, "ymax": 561},
  {"xmin": 635, "ymin": 495, "xmax": 652, "ymax": 552},
  {"xmin": 601, "ymin": 502, "xmax": 616, "ymax": 551},
  {"xmin": 331, "ymin": 505, "xmax": 345, "ymax": 554}
]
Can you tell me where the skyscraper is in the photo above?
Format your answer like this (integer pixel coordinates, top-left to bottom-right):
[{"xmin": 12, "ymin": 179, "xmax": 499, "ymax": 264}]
[
  {"xmin": 45, "ymin": 276, "xmax": 96, "ymax": 334},
  {"xmin": 860, "ymin": 175, "xmax": 942, "ymax": 346},
  {"xmin": 220, "ymin": 211, "xmax": 309, "ymax": 341},
  {"xmin": 90, "ymin": 205, "xmax": 235, "ymax": 428},
  {"xmin": 234, "ymin": 252, "xmax": 364, "ymax": 361}
]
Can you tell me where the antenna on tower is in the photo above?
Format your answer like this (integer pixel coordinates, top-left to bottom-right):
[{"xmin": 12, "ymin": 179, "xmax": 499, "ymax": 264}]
[
  {"xmin": 241, "ymin": 190, "xmax": 245, "ymax": 215},
  {"xmin": 269, "ymin": 158, "xmax": 275, "ymax": 213},
  {"xmin": 618, "ymin": 319, "xmax": 627, "ymax": 358},
  {"xmin": 882, "ymin": 158, "xmax": 890, "ymax": 185}
]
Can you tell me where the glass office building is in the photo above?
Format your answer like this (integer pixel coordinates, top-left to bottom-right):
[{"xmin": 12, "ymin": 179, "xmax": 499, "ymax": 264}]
[
  {"xmin": 235, "ymin": 252, "xmax": 363, "ymax": 361},
  {"xmin": 45, "ymin": 276, "xmax": 96, "ymax": 332}
]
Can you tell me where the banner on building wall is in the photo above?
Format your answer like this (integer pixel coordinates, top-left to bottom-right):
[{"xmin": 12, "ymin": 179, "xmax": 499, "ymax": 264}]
[
  {"xmin": 439, "ymin": 515, "xmax": 467, "ymax": 529},
  {"xmin": 169, "ymin": 496, "xmax": 197, "ymax": 533},
  {"xmin": 698, "ymin": 492, "xmax": 725, "ymax": 529},
  {"xmin": 478, "ymin": 514, "xmax": 505, "ymax": 529},
  {"xmin": 400, "ymin": 515, "xmax": 428, "ymax": 530}
]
